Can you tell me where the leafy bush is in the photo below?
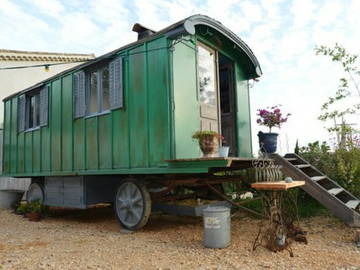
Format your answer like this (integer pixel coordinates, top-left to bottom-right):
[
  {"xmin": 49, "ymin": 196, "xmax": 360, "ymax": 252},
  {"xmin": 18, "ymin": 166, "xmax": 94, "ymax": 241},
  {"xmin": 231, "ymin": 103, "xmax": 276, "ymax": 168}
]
[{"xmin": 299, "ymin": 141, "xmax": 360, "ymax": 197}]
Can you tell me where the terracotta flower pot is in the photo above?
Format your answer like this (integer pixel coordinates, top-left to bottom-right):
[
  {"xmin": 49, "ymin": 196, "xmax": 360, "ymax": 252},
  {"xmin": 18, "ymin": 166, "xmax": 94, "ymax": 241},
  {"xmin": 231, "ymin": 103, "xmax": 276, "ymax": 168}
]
[
  {"xmin": 25, "ymin": 212, "xmax": 42, "ymax": 222},
  {"xmin": 199, "ymin": 135, "xmax": 219, "ymax": 157}
]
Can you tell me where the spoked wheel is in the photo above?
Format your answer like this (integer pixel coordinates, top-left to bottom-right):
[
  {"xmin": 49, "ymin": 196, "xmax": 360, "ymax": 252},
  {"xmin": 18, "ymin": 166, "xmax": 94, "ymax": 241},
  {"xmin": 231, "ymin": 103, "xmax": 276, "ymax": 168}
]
[
  {"xmin": 114, "ymin": 180, "xmax": 151, "ymax": 231},
  {"xmin": 26, "ymin": 183, "xmax": 44, "ymax": 203}
]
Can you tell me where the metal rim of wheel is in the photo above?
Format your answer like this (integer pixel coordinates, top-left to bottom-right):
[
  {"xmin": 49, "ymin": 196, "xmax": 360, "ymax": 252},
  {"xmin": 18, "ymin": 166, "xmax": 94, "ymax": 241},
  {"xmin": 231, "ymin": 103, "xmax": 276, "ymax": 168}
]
[
  {"xmin": 114, "ymin": 180, "xmax": 151, "ymax": 231},
  {"xmin": 26, "ymin": 183, "xmax": 44, "ymax": 203}
]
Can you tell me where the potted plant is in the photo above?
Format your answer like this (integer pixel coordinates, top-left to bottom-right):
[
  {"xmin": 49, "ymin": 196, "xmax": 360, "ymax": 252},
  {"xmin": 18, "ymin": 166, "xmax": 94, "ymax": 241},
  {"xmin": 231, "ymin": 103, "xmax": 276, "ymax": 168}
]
[
  {"xmin": 256, "ymin": 105, "xmax": 290, "ymax": 153},
  {"xmin": 17, "ymin": 200, "xmax": 45, "ymax": 222},
  {"xmin": 192, "ymin": 130, "xmax": 223, "ymax": 157}
]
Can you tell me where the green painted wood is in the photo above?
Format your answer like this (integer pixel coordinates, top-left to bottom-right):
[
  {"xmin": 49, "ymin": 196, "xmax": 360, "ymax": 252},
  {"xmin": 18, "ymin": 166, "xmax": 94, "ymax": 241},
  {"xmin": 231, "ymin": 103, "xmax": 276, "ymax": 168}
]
[
  {"xmin": 24, "ymin": 132, "xmax": 32, "ymax": 173},
  {"xmin": 172, "ymin": 39, "xmax": 200, "ymax": 159},
  {"xmin": 61, "ymin": 75, "xmax": 73, "ymax": 171},
  {"xmin": 51, "ymin": 80, "xmax": 62, "ymax": 171},
  {"xmin": 32, "ymin": 129, "xmax": 41, "ymax": 172},
  {"xmin": 85, "ymin": 117, "xmax": 98, "ymax": 170},
  {"xmin": 73, "ymin": 118, "xmax": 85, "ymax": 170},
  {"xmin": 98, "ymin": 114, "xmax": 111, "ymax": 169},
  {"xmin": 10, "ymin": 98, "xmax": 18, "ymax": 173},
  {"xmin": 41, "ymin": 126, "xmax": 50, "ymax": 171},
  {"xmin": 3, "ymin": 101, "xmax": 11, "ymax": 173},
  {"xmin": 235, "ymin": 64, "xmax": 252, "ymax": 157},
  {"xmin": 147, "ymin": 38, "xmax": 171, "ymax": 166},
  {"xmin": 128, "ymin": 45, "xmax": 148, "ymax": 168},
  {"xmin": 112, "ymin": 109, "xmax": 129, "ymax": 169},
  {"xmin": 2, "ymin": 30, "xmax": 257, "ymax": 177}
]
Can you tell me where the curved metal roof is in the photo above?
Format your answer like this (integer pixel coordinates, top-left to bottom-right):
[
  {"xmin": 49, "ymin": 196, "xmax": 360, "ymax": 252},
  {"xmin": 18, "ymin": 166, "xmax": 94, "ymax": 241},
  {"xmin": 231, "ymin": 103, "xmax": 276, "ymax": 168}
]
[{"xmin": 185, "ymin": 15, "xmax": 262, "ymax": 78}]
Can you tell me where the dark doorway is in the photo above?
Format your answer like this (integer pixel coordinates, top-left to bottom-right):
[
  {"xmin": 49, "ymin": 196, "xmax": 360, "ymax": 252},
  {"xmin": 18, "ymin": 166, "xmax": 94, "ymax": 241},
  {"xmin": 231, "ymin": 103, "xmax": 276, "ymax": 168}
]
[{"xmin": 219, "ymin": 54, "xmax": 237, "ymax": 156}]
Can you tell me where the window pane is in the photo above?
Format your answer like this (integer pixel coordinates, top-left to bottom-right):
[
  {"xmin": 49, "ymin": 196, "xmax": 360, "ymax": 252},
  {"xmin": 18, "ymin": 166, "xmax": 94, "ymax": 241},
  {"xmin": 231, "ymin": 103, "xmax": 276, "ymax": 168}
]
[
  {"xmin": 29, "ymin": 96, "xmax": 35, "ymax": 128},
  {"xmin": 35, "ymin": 94, "xmax": 40, "ymax": 126},
  {"xmin": 102, "ymin": 67, "xmax": 110, "ymax": 111},
  {"xmin": 198, "ymin": 45, "xmax": 216, "ymax": 105},
  {"xmin": 89, "ymin": 71, "xmax": 98, "ymax": 114}
]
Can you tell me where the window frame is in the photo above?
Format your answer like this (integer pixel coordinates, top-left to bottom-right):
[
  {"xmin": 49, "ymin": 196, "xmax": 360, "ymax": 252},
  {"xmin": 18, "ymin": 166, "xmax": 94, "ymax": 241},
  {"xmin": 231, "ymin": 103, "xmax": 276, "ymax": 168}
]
[
  {"xmin": 25, "ymin": 90, "xmax": 41, "ymax": 131},
  {"xmin": 85, "ymin": 64, "xmax": 111, "ymax": 117}
]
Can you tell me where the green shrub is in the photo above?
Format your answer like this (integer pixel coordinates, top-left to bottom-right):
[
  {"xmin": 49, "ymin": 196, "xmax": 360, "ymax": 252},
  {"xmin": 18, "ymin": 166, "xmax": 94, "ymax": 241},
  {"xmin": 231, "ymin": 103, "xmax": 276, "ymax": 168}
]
[{"xmin": 299, "ymin": 141, "xmax": 360, "ymax": 197}]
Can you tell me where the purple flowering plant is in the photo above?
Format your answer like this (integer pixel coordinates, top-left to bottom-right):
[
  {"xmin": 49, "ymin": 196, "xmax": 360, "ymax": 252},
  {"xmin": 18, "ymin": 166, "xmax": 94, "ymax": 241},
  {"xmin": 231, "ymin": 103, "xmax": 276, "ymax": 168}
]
[{"xmin": 256, "ymin": 105, "xmax": 290, "ymax": 133}]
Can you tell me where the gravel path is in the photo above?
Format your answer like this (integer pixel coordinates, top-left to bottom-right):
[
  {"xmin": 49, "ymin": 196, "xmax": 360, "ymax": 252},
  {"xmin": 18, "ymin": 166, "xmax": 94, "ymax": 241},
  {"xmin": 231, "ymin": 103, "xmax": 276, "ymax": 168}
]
[{"xmin": 0, "ymin": 206, "xmax": 359, "ymax": 270}]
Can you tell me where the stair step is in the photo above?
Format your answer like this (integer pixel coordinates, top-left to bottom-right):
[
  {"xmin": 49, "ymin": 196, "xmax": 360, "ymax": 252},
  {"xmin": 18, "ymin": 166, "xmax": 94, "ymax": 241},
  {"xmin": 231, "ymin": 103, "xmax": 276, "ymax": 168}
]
[
  {"xmin": 311, "ymin": 176, "xmax": 327, "ymax": 181},
  {"xmin": 345, "ymin": 200, "xmax": 360, "ymax": 209},
  {"xmin": 295, "ymin": 164, "xmax": 311, "ymax": 169},
  {"xmin": 285, "ymin": 158, "xmax": 298, "ymax": 162},
  {"xmin": 328, "ymin": 188, "xmax": 343, "ymax": 196}
]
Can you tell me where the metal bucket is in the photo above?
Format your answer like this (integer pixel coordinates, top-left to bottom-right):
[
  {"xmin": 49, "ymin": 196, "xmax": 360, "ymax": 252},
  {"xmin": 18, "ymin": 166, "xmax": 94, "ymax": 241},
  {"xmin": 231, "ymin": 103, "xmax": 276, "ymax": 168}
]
[
  {"xmin": 203, "ymin": 206, "xmax": 231, "ymax": 248},
  {"xmin": 0, "ymin": 190, "xmax": 24, "ymax": 209}
]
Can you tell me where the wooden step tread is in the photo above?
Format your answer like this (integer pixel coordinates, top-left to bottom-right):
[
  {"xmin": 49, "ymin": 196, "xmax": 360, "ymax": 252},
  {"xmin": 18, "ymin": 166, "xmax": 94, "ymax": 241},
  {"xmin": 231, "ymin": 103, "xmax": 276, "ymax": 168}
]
[
  {"xmin": 295, "ymin": 164, "xmax": 311, "ymax": 169},
  {"xmin": 311, "ymin": 176, "xmax": 327, "ymax": 181},
  {"xmin": 345, "ymin": 200, "xmax": 360, "ymax": 209},
  {"xmin": 328, "ymin": 188, "xmax": 343, "ymax": 196}
]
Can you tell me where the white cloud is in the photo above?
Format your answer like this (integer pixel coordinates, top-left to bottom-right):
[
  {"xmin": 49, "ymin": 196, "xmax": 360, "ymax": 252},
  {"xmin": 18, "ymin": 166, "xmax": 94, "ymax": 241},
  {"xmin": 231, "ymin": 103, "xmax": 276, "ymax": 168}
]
[{"xmin": 1, "ymin": 0, "xmax": 359, "ymax": 152}]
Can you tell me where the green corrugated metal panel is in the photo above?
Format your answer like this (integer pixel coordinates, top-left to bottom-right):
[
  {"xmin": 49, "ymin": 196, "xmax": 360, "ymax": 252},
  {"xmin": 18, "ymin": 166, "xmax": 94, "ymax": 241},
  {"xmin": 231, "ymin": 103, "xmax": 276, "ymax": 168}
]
[
  {"xmin": 10, "ymin": 98, "xmax": 17, "ymax": 173},
  {"xmin": 147, "ymin": 38, "xmax": 172, "ymax": 166},
  {"xmin": 235, "ymin": 64, "xmax": 252, "ymax": 157},
  {"xmin": 73, "ymin": 118, "xmax": 85, "ymax": 170},
  {"xmin": 85, "ymin": 117, "xmax": 98, "ymax": 170},
  {"xmin": 51, "ymin": 80, "xmax": 62, "ymax": 171},
  {"xmin": 17, "ymin": 131, "xmax": 25, "ymax": 173},
  {"xmin": 173, "ymin": 39, "xmax": 200, "ymax": 159},
  {"xmin": 32, "ymin": 129, "xmax": 41, "ymax": 172},
  {"xmin": 98, "ymin": 114, "xmax": 111, "ymax": 169},
  {"xmin": 24, "ymin": 132, "xmax": 32, "ymax": 173},
  {"xmin": 128, "ymin": 44, "xmax": 148, "ymax": 168},
  {"xmin": 41, "ymin": 126, "xmax": 50, "ymax": 171},
  {"xmin": 61, "ymin": 75, "xmax": 73, "ymax": 171},
  {"xmin": 112, "ymin": 109, "xmax": 129, "ymax": 169}
]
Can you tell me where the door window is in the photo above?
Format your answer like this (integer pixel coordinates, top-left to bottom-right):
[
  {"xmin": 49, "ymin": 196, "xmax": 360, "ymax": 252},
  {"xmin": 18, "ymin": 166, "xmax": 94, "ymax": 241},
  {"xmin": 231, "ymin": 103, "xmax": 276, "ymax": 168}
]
[{"xmin": 198, "ymin": 45, "xmax": 216, "ymax": 105}]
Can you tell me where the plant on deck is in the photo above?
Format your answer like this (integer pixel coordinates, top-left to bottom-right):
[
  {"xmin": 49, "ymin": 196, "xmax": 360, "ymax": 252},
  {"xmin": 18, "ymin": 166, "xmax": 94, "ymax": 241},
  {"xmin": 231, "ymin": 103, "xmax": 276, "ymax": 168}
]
[{"xmin": 256, "ymin": 105, "xmax": 290, "ymax": 133}]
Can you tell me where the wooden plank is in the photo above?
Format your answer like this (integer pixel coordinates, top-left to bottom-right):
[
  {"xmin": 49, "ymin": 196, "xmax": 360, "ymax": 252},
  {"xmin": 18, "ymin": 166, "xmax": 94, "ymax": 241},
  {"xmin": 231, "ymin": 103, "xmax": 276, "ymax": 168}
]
[
  {"xmin": 98, "ymin": 114, "xmax": 111, "ymax": 169},
  {"xmin": 251, "ymin": 181, "xmax": 305, "ymax": 191},
  {"xmin": 295, "ymin": 164, "xmax": 311, "ymax": 169},
  {"xmin": 61, "ymin": 75, "xmax": 73, "ymax": 171},
  {"xmin": 51, "ymin": 80, "xmax": 62, "ymax": 171},
  {"xmin": 328, "ymin": 188, "xmax": 343, "ymax": 196},
  {"xmin": 346, "ymin": 200, "xmax": 360, "ymax": 209},
  {"xmin": 311, "ymin": 176, "xmax": 327, "ymax": 181}
]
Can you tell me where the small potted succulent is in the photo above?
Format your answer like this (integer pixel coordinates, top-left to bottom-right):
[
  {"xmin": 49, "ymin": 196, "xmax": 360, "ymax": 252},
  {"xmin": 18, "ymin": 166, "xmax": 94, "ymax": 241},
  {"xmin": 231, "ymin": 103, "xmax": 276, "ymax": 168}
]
[
  {"xmin": 192, "ymin": 130, "xmax": 223, "ymax": 157},
  {"xmin": 257, "ymin": 105, "xmax": 290, "ymax": 153}
]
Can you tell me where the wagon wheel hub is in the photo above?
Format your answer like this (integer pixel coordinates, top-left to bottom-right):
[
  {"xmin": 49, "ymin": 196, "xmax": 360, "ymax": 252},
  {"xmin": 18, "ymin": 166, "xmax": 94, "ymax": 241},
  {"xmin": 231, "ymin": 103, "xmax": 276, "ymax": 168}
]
[{"xmin": 115, "ymin": 181, "xmax": 151, "ymax": 230}]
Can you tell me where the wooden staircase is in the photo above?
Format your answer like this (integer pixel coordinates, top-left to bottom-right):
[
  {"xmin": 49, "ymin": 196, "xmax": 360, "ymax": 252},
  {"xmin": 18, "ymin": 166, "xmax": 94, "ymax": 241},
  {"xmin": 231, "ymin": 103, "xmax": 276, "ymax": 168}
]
[{"xmin": 271, "ymin": 153, "xmax": 360, "ymax": 227}]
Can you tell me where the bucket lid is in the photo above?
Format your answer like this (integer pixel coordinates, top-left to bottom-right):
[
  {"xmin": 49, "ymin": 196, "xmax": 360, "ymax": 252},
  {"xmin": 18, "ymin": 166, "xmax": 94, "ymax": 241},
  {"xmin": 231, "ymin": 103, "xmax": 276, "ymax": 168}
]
[{"xmin": 203, "ymin": 206, "xmax": 230, "ymax": 213}]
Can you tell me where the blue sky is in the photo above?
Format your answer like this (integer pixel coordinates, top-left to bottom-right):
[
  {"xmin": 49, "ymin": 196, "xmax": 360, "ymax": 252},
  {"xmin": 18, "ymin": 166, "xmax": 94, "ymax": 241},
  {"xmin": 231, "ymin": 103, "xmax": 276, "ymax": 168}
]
[{"xmin": 1, "ymin": 0, "xmax": 359, "ymax": 153}]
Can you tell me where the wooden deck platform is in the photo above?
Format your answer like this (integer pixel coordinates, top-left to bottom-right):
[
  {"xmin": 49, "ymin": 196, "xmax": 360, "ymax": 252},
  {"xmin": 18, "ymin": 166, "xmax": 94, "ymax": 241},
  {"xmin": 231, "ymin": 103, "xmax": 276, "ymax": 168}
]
[
  {"xmin": 251, "ymin": 181, "xmax": 305, "ymax": 191},
  {"xmin": 166, "ymin": 157, "xmax": 273, "ymax": 170}
]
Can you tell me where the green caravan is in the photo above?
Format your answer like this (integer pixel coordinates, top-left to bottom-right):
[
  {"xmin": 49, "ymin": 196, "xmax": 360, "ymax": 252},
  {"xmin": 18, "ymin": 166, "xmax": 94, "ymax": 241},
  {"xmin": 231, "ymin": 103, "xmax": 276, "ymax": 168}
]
[{"xmin": 2, "ymin": 15, "xmax": 262, "ymax": 230}]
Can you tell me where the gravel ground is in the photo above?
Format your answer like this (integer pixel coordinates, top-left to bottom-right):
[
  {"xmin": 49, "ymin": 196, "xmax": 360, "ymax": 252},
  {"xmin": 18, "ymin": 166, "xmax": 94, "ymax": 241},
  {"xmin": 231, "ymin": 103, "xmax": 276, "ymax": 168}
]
[{"xmin": 0, "ymin": 206, "xmax": 359, "ymax": 270}]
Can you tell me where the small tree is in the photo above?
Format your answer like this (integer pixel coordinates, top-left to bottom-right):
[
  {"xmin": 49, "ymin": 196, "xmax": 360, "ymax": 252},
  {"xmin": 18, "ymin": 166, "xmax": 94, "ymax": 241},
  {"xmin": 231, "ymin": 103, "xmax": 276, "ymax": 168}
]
[{"xmin": 315, "ymin": 43, "xmax": 360, "ymax": 148}]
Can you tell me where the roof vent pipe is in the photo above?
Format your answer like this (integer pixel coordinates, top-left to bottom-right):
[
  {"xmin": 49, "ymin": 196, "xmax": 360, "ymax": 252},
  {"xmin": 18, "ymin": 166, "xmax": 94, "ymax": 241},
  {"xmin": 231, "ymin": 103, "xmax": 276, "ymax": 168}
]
[{"xmin": 132, "ymin": 23, "xmax": 156, "ymax": 40}]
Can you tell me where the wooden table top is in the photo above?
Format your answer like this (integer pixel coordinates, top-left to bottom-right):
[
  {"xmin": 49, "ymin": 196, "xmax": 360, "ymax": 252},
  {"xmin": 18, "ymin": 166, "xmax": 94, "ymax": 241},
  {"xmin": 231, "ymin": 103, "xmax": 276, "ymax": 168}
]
[{"xmin": 251, "ymin": 181, "xmax": 305, "ymax": 191}]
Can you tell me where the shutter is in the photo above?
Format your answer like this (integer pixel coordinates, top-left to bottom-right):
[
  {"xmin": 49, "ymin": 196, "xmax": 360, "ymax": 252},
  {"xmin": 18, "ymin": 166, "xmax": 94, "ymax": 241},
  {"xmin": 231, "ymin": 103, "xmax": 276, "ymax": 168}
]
[
  {"xmin": 74, "ymin": 71, "xmax": 86, "ymax": 118},
  {"xmin": 39, "ymin": 86, "xmax": 49, "ymax": 126},
  {"xmin": 109, "ymin": 57, "xmax": 123, "ymax": 109},
  {"xmin": 17, "ymin": 95, "xmax": 26, "ymax": 132}
]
